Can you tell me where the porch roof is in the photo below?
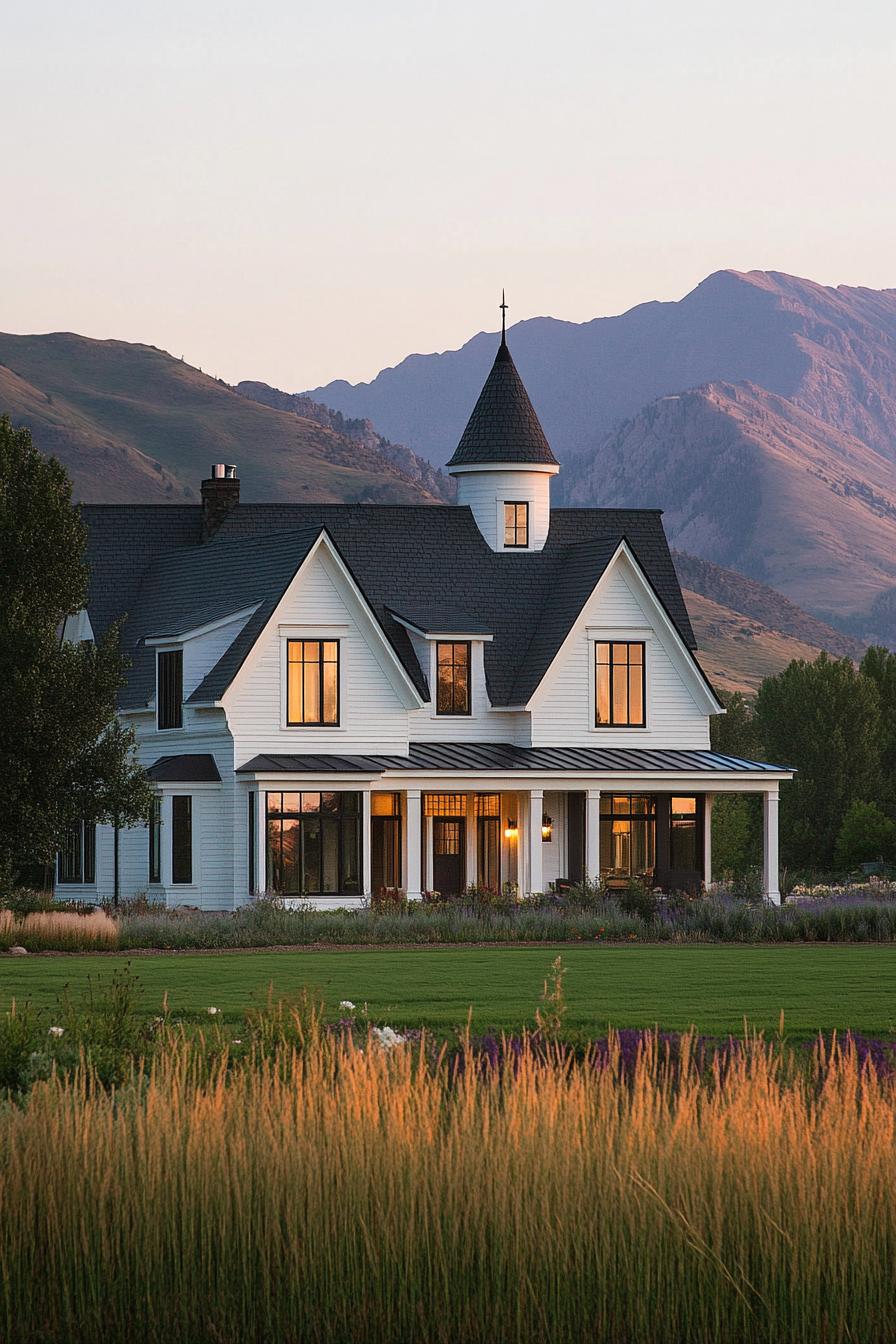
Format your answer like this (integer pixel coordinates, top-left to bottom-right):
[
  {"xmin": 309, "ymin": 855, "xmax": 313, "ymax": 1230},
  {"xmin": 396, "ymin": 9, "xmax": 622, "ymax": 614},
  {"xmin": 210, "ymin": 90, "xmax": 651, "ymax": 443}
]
[{"xmin": 237, "ymin": 742, "xmax": 792, "ymax": 776}]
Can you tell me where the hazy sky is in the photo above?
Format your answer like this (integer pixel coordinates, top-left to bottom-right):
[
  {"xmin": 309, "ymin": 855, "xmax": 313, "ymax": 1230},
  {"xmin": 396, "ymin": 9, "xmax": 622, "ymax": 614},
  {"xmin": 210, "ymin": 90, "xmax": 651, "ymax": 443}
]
[{"xmin": 3, "ymin": 0, "xmax": 896, "ymax": 389}]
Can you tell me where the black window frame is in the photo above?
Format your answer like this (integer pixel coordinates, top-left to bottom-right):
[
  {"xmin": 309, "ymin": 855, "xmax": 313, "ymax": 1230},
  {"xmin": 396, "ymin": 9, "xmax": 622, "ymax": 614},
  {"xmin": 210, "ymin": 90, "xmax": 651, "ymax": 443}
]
[
  {"xmin": 248, "ymin": 792, "xmax": 257, "ymax": 894},
  {"xmin": 57, "ymin": 820, "xmax": 96, "ymax": 885},
  {"xmin": 371, "ymin": 792, "xmax": 402, "ymax": 894},
  {"xmin": 286, "ymin": 639, "xmax": 340, "ymax": 727},
  {"xmin": 503, "ymin": 501, "xmax": 529, "ymax": 548},
  {"xmin": 148, "ymin": 797, "xmax": 162, "ymax": 884},
  {"xmin": 157, "ymin": 649, "xmax": 184, "ymax": 731},
  {"xmin": 435, "ymin": 641, "xmax": 472, "ymax": 716},
  {"xmin": 594, "ymin": 640, "xmax": 646, "ymax": 728},
  {"xmin": 171, "ymin": 795, "xmax": 193, "ymax": 885},
  {"xmin": 266, "ymin": 791, "xmax": 361, "ymax": 897},
  {"xmin": 599, "ymin": 793, "xmax": 657, "ymax": 881}
]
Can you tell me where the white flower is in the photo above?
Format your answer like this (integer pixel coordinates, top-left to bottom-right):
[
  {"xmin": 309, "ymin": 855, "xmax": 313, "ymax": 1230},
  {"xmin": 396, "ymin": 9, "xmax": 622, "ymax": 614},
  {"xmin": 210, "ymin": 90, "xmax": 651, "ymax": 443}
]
[
  {"xmin": 207, "ymin": 1006, "xmax": 219, "ymax": 1016},
  {"xmin": 48, "ymin": 1026, "xmax": 64, "ymax": 1038},
  {"xmin": 339, "ymin": 1000, "xmax": 356, "ymax": 1011},
  {"xmin": 232, "ymin": 1038, "xmax": 242, "ymax": 1045},
  {"xmin": 371, "ymin": 1025, "xmax": 407, "ymax": 1049}
]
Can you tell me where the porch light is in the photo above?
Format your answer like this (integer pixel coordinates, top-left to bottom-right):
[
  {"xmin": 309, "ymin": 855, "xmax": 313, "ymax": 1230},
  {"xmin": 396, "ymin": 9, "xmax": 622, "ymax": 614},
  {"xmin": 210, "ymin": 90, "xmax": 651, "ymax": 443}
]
[
  {"xmin": 541, "ymin": 814, "xmax": 553, "ymax": 841},
  {"xmin": 504, "ymin": 818, "xmax": 518, "ymax": 840}
]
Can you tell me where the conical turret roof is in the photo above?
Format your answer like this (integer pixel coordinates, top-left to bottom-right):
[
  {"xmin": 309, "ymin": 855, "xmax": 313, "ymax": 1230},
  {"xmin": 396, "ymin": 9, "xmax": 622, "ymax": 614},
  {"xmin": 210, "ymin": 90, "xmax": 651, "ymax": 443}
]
[{"xmin": 446, "ymin": 337, "xmax": 559, "ymax": 469}]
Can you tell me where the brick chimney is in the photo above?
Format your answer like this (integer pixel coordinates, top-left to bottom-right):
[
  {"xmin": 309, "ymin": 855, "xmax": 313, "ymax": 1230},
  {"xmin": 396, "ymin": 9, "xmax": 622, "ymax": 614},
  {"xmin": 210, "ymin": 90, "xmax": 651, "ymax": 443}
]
[{"xmin": 200, "ymin": 464, "xmax": 239, "ymax": 541}]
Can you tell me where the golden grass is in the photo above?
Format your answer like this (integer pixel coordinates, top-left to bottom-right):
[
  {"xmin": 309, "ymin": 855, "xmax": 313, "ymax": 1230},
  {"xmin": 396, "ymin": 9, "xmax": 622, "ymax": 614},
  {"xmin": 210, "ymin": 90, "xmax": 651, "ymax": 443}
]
[
  {"xmin": 0, "ymin": 1030, "xmax": 894, "ymax": 1343},
  {"xmin": 0, "ymin": 908, "xmax": 118, "ymax": 951}
]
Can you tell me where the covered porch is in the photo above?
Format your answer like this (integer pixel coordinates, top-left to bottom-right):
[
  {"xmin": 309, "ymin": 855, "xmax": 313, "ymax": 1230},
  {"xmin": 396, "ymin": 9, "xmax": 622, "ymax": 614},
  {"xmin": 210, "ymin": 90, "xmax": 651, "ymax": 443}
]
[{"xmin": 238, "ymin": 745, "xmax": 791, "ymax": 905}]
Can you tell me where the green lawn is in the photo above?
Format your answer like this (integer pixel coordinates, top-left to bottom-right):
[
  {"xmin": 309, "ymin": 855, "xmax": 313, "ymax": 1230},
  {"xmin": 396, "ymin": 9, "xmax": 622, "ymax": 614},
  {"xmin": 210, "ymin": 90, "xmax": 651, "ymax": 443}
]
[{"xmin": 2, "ymin": 944, "xmax": 895, "ymax": 1036}]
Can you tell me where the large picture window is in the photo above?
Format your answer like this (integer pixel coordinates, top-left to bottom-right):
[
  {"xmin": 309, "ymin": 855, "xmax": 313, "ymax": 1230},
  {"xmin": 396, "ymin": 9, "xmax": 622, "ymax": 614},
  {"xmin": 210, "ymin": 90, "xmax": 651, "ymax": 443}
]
[
  {"xmin": 266, "ymin": 792, "xmax": 361, "ymax": 896},
  {"xmin": 595, "ymin": 641, "xmax": 645, "ymax": 727},
  {"xmin": 503, "ymin": 502, "xmax": 529, "ymax": 548},
  {"xmin": 58, "ymin": 821, "xmax": 96, "ymax": 885},
  {"xmin": 287, "ymin": 640, "xmax": 339, "ymax": 726},
  {"xmin": 599, "ymin": 794, "xmax": 656, "ymax": 880},
  {"xmin": 436, "ymin": 642, "xmax": 471, "ymax": 716},
  {"xmin": 157, "ymin": 650, "xmax": 183, "ymax": 730}
]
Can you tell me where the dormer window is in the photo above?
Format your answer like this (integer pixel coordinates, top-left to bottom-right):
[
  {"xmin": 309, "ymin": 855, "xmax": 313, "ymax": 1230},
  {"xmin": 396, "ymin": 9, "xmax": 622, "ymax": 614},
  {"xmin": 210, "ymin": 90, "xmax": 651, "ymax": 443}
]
[
  {"xmin": 436, "ymin": 642, "xmax": 471, "ymax": 715},
  {"xmin": 287, "ymin": 640, "xmax": 339, "ymax": 725},
  {"xmin": 157, "ymin": 650, "xmax": 183, "ymax": 730},
  {"xmin": 503, "ymin": 502, "xmax": 529, "ymax": 548}
]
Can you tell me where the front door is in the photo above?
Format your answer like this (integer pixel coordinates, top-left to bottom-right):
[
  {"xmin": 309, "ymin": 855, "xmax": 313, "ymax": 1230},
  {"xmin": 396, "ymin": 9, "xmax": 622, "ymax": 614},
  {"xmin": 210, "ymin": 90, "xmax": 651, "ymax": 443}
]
[{"xmin": 432, "ymin": 817, "xmax": 465, "ymax": 896}]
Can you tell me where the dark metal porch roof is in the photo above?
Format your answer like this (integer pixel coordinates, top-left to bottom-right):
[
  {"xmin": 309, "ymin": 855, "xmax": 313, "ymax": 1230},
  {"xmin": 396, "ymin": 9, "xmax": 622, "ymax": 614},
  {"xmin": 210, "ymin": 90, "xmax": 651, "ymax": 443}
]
[
  {"xmin": 237, "ymin": 742, "xmax": 791, "ymax": 775},
  {"xmin": 146, "ymin": 753, "xmax": 222, "ymax": 782}
]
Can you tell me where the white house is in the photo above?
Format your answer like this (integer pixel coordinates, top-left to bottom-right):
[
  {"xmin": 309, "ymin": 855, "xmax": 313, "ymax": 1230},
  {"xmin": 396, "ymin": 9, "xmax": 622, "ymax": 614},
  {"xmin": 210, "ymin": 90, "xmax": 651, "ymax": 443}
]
[{"xmin": 59, "ymin": 327, "xmax": 792, "ymax": 908}]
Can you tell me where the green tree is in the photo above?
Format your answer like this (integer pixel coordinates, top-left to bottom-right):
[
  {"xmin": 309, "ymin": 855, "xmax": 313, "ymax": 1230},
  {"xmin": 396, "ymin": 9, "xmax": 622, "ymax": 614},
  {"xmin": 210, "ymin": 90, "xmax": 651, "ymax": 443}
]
[
  {"xmin": 754, "ymin": 653, "xmax": 881, "ymax": 868},
  {"xmin": 709, "ymin": 691, "xmax": 763, "ymax": 879},
  {"xmin": 834, "ymin": 800, "xmax": 896, "ymax": 870},
  {"xmin": 860, "ymin": 646, "xmax": 896, "ymax": 806},
  {"xmin": 0, "ymin": 417, "xmax": 153, "ymax": 884},
  {"xmin": 710, "ymin": 689, "xmax": 761, "ymax": 760}
]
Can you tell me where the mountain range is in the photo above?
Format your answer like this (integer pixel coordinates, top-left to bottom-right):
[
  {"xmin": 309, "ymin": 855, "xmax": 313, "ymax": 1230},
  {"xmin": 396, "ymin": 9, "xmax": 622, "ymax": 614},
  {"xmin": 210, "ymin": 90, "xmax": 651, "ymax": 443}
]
[{"xmin": 306, "ymin": 271, "xmax": 896, "ymax": 645}]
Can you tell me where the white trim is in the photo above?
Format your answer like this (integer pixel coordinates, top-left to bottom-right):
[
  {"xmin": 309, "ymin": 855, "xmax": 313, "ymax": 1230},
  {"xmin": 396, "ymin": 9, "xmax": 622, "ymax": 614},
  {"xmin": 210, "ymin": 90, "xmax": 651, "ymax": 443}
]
[
  {"xmin": 145, "ymin": 605, "xmax": 259, "ymax": 646},
  {"xmin": 279, "ymin": 633, "xmax": 345, "ymax": 733},
  {"xmin": 526, "ymin": 540, "xmax": 724, "ymax": 717},
  {"xmin": 449, "ymin": 461, "xmax": 560, "ymax": 476}
]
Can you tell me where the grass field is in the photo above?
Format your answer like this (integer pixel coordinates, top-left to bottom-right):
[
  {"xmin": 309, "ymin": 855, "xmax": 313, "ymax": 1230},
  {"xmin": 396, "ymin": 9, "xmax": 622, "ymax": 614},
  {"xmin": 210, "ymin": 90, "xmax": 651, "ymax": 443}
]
[{"xmin": 3, "ymin": 944, "xmax": 895, "ymax": 1035}]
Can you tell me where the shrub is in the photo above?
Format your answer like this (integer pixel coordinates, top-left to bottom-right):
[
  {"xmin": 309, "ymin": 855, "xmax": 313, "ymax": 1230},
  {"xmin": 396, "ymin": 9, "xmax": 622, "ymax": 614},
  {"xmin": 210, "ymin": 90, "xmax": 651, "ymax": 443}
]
[
  {"xmin": 618, "ymin": 877, "xmax": 659, "ymax": 922},
  {"xmin": 834, "ymin": 800, "xmax": 896, "ymax": 869}
]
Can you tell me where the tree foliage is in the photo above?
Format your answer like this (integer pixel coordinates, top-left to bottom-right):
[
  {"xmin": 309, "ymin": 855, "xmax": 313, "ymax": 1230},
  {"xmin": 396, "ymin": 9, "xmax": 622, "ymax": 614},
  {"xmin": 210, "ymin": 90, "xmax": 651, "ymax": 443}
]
[
  {"xmin": 834, "ymin": 801, "xmax": 896, "ymax": 870},
  {"xmin": 0, "ymin": 417, "xmax": 153, "ymax": 880}
]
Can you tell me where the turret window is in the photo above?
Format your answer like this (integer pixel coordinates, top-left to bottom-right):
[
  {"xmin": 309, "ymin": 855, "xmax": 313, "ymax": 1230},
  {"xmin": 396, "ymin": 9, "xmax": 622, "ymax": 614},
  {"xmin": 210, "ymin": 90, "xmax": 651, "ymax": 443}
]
[{"xmin": 503, "ymin": 502, "xmax": 529, "ymax": 548}]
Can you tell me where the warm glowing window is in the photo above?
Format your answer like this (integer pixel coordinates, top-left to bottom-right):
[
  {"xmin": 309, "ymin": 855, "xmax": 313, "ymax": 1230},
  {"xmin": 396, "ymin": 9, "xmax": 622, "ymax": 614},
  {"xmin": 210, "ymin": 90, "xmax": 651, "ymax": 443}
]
[
  {"xmin": 436, "ymin": 642, "xmax": 471, "ymax": 715},
  {"xmin": 503, "ymin": 502, "xmax": 529, "ymax": 548},
  {"xmin": 474, "ymin": 793, "xmax": 500, "ymax": 817},
  {"xmin": 287, "ymin": 640, "xmax": 339, "ymax": 726},
  {"xmin": 670, "ymin": 796, "xmax": 698, "ymax": 871},
  {"xmin": 599, "ymin": 794, "xmax": 656, "ymax": 879},
  {"xmin": 424, "ymin": 793, "xmax": 466, "ymax": 817},
  {"xmin": 266, "ymin": 792, "xmax": 361, "ymax": 896},
  {"xmin": 595, "ymin": 642, "xmax": 645, "ymax": 727}
]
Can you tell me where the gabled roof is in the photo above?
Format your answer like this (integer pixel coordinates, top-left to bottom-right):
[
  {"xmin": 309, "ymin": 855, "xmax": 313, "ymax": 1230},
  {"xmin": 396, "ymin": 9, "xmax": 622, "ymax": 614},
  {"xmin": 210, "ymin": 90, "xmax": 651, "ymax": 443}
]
[
  {"xmin": 445, "ymin": 338, "xmax": 559, "ymax": 469},
  {"xmin": 82, "ymin": 503, "xmax": 698, "ymax": 709},
  {"xmin": 146, "ymin": 753, "xmax": 222, "ymax": 782}
]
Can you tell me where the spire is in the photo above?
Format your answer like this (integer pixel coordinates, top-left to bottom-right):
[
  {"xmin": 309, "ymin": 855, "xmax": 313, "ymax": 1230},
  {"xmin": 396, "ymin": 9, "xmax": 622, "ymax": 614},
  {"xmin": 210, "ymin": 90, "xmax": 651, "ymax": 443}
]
[{"xmin": 446, "ymin": 312, "xmax": 558, "ymax": 470}]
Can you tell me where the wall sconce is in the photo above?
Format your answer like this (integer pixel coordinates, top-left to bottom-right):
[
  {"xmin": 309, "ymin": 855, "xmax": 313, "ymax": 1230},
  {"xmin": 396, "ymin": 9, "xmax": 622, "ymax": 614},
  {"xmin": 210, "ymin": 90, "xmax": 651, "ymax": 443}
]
[
  {"xmin": 541, "ymin": 814, "xmax": 553, "ymax": 841},
  {"xmin": 504, "ymin": 818, "xmax": 518, "ymax": 840}
]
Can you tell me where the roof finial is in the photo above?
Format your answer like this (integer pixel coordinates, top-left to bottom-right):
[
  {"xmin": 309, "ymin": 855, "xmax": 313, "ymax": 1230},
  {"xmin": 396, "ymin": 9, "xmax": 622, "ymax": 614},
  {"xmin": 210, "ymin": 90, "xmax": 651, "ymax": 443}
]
[{"xmin": 500, "ymin": 289, "xmax": 508, "ymax": 345}]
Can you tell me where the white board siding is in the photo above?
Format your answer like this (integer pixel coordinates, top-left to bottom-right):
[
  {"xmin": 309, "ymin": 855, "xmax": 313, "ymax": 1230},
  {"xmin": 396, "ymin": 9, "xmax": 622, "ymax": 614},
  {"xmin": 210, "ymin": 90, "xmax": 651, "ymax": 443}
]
[
  {"xmin": 226, "ymin": 547, "xmax": 410, "ymax": 760},
  {"xmin": 181, "ymin": 611, "xmax": 255, "ymax": 701},
  {"xmin": 454, "ymin": 470, "xmax": 552, "ymax": 551},
  {"xmin": 529, "ymin": 566, "xmax": 711, "ymax": 749},
  {"xmin": 410, "ymin": 640, "xmax": 530, "ymax": 744}
]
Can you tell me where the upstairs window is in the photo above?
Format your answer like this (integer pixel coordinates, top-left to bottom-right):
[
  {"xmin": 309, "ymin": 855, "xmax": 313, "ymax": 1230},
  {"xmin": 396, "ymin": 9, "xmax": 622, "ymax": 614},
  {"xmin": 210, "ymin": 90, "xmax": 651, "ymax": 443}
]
[
  {"xmin": 436, "ymin": 642, "xmax": 471, "ymax": 716},
  {"xmin": 503, "ymin": 501, "xmax": 529, "ymax": 548},
  {"xmin": 595, "ymin": 641, "xmax": 645, "ymax": 727},
  {"xmin": 157, "ymin": 650, "xmax": 183, "ymax": 730},
  {"xmin": 58, "ymin": 820, "xmax": 96, "ymax": 885},
  {"xmin": 287, "ymin": 640, "xmax": 339, "ymax": 726}
]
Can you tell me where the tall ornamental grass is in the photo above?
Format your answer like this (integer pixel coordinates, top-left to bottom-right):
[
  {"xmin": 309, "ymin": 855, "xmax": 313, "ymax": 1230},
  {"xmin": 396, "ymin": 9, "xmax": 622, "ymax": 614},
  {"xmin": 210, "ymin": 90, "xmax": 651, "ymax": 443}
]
[
  {"xmin": 1, "ymin": 1029, "xmax": 894, "ymax": 1343},
  {"xmin": 0, "ymin": 908, "xmax": 118, "ymax": 951}
]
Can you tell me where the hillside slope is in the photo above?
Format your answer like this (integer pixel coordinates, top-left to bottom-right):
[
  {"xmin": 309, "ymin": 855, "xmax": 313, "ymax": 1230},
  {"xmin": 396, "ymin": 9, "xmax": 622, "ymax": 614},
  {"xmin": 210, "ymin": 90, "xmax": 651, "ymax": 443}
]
[{"xmin": 0, "ymin": 333, "xmax": 450, "ymax": 504}]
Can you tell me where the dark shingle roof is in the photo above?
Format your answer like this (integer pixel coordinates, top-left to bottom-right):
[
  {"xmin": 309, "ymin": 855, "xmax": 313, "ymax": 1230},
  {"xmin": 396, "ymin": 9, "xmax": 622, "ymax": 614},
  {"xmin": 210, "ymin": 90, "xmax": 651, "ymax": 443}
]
[
  {"xmin": 146, "ymin": 753, "xmax": 222, "ymax": 782},
  {"xmin": 445, "ymin": 339, "xmax": 559, "ymax": 469},
  {"xmin": 237, "ymin": 744, "xmax": 790, "ymax": 774},
  {"xmin": 80, "ymin": 503, "xmax": 697, "ymax": 710}
]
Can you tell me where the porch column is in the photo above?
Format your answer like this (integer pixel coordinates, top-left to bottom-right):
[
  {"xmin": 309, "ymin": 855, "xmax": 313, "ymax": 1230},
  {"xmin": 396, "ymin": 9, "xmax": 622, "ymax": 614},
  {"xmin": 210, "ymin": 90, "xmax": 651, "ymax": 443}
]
[
  {"xmin": 528, "ymin": 789, "xmax": 544, "ymax": 897},
  {"xmin": 361, "ymin": 790, "xmax": 372, "ymax": 898},
  {"xmin": 703, "ymin": 794, "xmax": 713, "ymax": 889},
  {"xmin": 585, "ymin": 788, "xmax": 601, "ymax": 882},
  {"xmin": 254, "ymin": 789, "xmax": 267, "ymax": 896},
  {"xmin": 160, "ymin": 792, "xmax": 173, "ymax": 888},
  {"xmin": 405, "ymin": 789, "xmax": 422, "ymax": 900},
  {"xmin": 763, "ymin": 788, "xmax": 781, "ymax": 905}
]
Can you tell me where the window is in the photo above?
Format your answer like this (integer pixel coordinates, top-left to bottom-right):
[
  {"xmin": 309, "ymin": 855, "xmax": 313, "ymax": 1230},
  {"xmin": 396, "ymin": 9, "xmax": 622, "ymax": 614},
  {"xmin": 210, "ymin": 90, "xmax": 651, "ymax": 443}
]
[
  {"xmin": 157, "ymin": 650, "xmax": 183, "ymax": 730},
  {"xmin": 476, "ymin": 795, "xmax": 501, "ymax": 892},
  {"xmin": 595, "ymin": 641, "xmax": 645, "ymax": 727},
  {"xmin": 58, "ymin": 821, "xmax": 96, "ymax": 885},
  {"xmin": 670, "ymin": 796, "xmax": 698, "ymax": 871},
  {"xmin": 148, "ymin": 798, "xmax": 161, "ymax": 884},
  {"xmin": 503, "ymin": 502, "xmax": 529, "ymax": 548},
  {"xmin": 248, "ymin": 793, "xmax": 256, "ymax": 894},
  {"xmin": 266, "ymin": 792, "xmax": 361, "ymax": 896},
  {"xmin": 371, "ymin": 792, "xmax": 402, "ymax": 893},
  {"xmin": 172, "ymin": 795, "xmax": 192, "ymax": 885},
  {"xmin": 436, "ymin": 643, "xmax": 471, "ymax": 716},
  {"xmin": 599, "ymin": 795, "xmax": 656, "ymax": 880},
  {"xmin": 424, "ymin": 793, "xmax": 466, "ymax": 816},
  {"xmin": 287, "ymin": 640, "xmax": 339, "ymax": 725}
]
